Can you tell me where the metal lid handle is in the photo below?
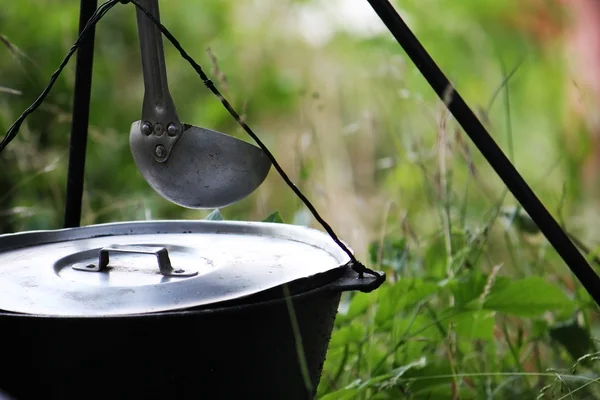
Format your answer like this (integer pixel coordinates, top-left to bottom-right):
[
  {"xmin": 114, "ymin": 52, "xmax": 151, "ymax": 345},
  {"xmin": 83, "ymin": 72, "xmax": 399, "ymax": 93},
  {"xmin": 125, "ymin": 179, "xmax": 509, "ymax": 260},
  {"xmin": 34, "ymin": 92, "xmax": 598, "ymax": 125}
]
[{"xmin": 72, "ymin": 244, "xmax": 197, "ymax": 277}]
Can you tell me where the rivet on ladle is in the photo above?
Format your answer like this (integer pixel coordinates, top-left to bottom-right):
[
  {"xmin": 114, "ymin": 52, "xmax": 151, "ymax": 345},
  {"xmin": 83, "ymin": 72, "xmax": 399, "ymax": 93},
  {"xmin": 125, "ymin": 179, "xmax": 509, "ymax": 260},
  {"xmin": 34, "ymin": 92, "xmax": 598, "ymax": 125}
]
[
  {"xmin": 167, "ymin": 123, "xmax": 178, "ymax": 137},
  {"xmin": 141, "ymin": 121, "xmax": 153, "ymax": 135},
  {"xmin": 155, "ymin": 145, "xmax": 166, "ymax": 158}
]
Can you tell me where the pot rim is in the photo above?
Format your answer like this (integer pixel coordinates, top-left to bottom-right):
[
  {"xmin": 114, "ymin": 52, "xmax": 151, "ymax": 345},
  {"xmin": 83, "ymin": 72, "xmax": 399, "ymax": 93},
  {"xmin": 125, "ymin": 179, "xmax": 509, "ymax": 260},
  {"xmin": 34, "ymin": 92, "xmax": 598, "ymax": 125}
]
[{"xmin": 0, "ymin": 264, "xmax": 384, "ymax": 320}]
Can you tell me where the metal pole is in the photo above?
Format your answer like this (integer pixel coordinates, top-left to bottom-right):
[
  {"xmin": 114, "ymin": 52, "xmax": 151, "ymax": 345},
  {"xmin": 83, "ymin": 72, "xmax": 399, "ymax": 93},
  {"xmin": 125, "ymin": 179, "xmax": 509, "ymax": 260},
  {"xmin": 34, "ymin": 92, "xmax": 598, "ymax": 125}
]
[
  {"xmin": 63, "ymin": 0, "xmax": 98, "ymax": 228},
  {"xmin": 366, "ymin": 0, "xmax": 600, "ymax": 305}
]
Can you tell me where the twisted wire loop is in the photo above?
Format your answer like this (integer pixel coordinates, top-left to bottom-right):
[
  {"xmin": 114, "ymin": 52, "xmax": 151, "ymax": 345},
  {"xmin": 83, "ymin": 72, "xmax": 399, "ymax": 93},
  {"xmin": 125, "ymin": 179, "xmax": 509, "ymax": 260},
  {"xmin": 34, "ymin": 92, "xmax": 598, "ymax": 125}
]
[{"xmin": 1, "ymin": 0, "xmax": 384, "ymax": 284}]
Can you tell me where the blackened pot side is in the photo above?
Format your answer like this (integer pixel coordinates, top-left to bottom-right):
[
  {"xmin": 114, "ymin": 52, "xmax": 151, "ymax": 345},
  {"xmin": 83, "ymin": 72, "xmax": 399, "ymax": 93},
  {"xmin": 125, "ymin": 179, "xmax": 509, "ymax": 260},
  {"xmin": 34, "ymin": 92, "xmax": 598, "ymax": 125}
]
[{"xmin": 0, "ymin": 266, "xmax": 383, "ymax": 400}]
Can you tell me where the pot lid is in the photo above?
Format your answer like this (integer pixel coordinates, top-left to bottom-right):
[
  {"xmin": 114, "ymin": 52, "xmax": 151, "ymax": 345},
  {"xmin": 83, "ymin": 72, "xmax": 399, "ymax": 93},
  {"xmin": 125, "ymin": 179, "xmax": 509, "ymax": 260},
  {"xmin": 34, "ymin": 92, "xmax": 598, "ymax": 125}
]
[{"xmin": 0, "ymin": 220, "xmax": 350, "ymax": 317}]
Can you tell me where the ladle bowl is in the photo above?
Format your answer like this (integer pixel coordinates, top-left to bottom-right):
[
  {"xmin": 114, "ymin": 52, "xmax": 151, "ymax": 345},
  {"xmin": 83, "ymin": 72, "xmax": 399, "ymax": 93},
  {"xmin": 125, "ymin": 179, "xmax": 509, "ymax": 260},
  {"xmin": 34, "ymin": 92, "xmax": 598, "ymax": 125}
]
[
  {"xmin": 130, "ymin": 121, "xmax": 271, "ymax": 208},
  {"xmin": 130, "ymin": 0, "xmax": 271, "ymax": 209}
]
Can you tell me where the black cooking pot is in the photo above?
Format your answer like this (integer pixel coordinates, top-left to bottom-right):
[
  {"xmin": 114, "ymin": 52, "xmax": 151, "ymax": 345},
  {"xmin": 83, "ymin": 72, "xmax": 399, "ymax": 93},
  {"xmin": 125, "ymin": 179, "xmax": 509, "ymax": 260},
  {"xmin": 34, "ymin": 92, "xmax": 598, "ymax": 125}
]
[{"xmin": 0, "ymin": 220, "xmax": 384, "ymax": 400}]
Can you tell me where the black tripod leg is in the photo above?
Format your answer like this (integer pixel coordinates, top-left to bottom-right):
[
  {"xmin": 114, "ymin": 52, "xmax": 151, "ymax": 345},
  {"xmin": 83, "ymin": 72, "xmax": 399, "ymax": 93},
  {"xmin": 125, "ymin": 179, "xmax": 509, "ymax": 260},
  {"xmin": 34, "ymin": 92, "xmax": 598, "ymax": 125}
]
[
  {"xmin": 366, "ymin": 0, "xmax": 600, "ymax": 306},
  {"xmin": 64, "ymin": 0, "xmax": 98, "ymax": 228}
]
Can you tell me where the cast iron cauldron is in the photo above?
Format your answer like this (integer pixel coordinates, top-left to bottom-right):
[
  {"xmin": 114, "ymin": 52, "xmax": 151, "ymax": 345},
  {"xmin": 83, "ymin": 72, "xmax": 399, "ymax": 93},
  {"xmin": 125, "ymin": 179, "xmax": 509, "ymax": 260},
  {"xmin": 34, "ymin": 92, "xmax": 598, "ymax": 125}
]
[{"xmin": 0, "ymin": 220, "xmax": 384, "ymax": 400}]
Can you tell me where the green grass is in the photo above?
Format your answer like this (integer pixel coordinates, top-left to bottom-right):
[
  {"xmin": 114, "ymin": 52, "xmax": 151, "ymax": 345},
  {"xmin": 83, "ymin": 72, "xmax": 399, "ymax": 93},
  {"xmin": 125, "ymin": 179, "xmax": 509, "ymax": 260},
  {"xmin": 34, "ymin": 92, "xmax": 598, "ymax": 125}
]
[{"xmin": 2, "ymin": 0, "xmax": 600, "ymax": 398}]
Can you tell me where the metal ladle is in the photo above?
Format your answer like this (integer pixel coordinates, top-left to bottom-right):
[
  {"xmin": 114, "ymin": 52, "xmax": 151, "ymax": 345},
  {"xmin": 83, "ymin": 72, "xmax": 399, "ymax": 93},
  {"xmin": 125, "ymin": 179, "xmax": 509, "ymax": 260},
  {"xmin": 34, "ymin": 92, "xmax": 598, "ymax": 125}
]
[{"xmin": 129, "ymin": 0, "xmax": 271, "ymax": 209}]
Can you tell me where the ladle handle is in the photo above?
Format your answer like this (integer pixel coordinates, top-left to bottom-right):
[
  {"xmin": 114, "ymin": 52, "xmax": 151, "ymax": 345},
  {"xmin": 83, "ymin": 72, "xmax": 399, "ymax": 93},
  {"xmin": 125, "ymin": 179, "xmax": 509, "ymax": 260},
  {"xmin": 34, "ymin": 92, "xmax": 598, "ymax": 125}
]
[{"xmin": 136, "ymin": 0, "xmax": 180, "ymax": 128}]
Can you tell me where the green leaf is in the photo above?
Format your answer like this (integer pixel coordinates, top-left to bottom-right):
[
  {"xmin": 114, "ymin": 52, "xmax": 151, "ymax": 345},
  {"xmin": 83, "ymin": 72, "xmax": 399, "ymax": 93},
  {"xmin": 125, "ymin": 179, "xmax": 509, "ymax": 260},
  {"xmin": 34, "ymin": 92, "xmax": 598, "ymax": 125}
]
[
  {"xmin": 576, "ymin": 286, "xmax": 594, "ymax": 306},
  {"xmin": 449, "ymin": 272, "xmax": 510, "ymax": 308},
  {"xmin": 320, "ymin": 358, "xmax": 427, "ymax": 399},
  {"xmin": 319, "ymin": 388, "xmax": 358, "ymax": 400},
  {"xmin": 262, "ymin": 211, "xmax": 284, "ymax": 223},
  {"xmin": 376, "ymin": 357, "xmax": 427, "ymax": 390},
  {"xmin": 369, "ymin": 391, "xmax": 404, "ymax": 400},
  {"xmin": 344, "ymin": 292, "xmax": 377, "ymax": 321},
  {"xmin": 479, "ymin": 276, "xmax": 575, "ymax": 317},
  {"xmin": 368, "ymin": 237, "xmax": 408, "ymax": 271},
  {"xmin": 299, "ymin": 158, "xmax": 313, "ymax": 181},
  {"xmin": 446, "ymin": 310, "xmax": 495, "ymax": 340},
  {"xmin": 393, "ymin": 314, "xmax": 443, "ymax": 341},
  {"xmin": 423, "ymin": 235, "xmax": 447, "ymax": 279},
  {"xmin": 531, "ymin": 319, "xmax": 549, "ymax": 338},
  {"xmin": 423, "ymin": 230, "xmax": 475, "ymax": 279},
  {"xmin": 375, "ymin": 279, "xmax": 441, "ymax": 328},
  {"xmin": 205, "ymin": 209, "xmax": 223, "ymax": 221},
  {"xmin": 329, "ymin": 322, "xmax": 367, "ymax": 348},
  {"xmin": 400, "ymin": 361, "xmax": 454, "ymax": 395}
]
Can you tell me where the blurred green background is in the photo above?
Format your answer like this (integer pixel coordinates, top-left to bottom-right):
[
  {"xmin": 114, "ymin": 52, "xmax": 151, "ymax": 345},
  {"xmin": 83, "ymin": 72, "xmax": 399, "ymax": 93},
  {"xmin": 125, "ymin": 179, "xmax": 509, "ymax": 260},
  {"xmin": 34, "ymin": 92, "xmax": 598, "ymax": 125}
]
[
  {"xmin": 6, "ymin": 0, "xmax": 600, "ymax": 398},
  {"xmin": 1, "ymin": 0, "xmax": 581, "ymax": 255}
]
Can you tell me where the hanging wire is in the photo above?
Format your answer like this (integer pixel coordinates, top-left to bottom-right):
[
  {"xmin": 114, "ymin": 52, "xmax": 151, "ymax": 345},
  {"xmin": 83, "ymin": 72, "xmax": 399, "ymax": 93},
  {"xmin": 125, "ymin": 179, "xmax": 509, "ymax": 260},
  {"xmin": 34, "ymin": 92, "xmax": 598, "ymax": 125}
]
[
  {"xmin": 0, "ymin": 0, "xmax": 384, "ymax": 283},
  {"xmin": 128, "ymin": 0, "xmax": 382, "ymax": 281}
]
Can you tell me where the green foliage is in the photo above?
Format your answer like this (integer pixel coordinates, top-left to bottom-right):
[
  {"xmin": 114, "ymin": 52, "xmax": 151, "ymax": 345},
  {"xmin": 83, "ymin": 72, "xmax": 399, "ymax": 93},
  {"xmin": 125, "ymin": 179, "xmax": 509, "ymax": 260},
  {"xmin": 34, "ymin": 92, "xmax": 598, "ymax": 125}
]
[
  {"xmin": 262, "ymin": 211, "xmax": 284, "ymax": 223},
  {"xmin": 549, "ymin": 320, "xmax": 596, "ymax": 361},
  {"xmin": 374, "ymin": 279, "xmax": 441, "ymax": 329},
  {"xmin": 322, "ymin": 232, "xmax": 595, "ymax": 399},
  {"xmin": 478, "ymin": 276, "xmax": 575, "ymax": 317},
  {"xmin": 204, "ymin": 209, "xmax": 224, "ymax": 221}
]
